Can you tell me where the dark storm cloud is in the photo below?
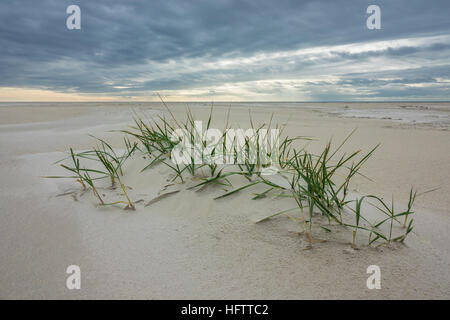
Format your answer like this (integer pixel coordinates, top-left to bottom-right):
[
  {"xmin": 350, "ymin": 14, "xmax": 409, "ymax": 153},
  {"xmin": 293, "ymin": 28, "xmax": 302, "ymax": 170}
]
[{"xmin": 0, "ymin": 0, "xmax": 449, "ymax": 99}]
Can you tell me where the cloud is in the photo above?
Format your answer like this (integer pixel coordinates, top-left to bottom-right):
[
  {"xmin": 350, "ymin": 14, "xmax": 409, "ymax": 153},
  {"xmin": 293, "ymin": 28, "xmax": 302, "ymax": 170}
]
[{"xmin": 0, "ymin": 0, "xmax": 449, "ymax": 100}]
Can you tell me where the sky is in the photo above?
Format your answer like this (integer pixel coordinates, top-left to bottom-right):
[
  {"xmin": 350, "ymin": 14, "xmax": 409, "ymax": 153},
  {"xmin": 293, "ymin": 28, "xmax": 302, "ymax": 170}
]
[{"xmin": 0, "ymin": 0, "xmax": 449, "ymax": 101}]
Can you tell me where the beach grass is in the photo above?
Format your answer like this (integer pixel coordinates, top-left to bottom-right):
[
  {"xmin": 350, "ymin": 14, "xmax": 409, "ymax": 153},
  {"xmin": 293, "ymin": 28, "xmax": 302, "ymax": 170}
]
[{"xmin": 45, "ymin": 103, "xmax": 431, "ymax": 248}]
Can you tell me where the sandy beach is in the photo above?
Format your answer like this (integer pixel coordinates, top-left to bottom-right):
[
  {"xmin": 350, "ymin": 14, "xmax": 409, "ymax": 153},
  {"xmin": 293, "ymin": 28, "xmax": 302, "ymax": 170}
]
[{"xmin": 0, "ymin": 102, "xmax": 449, "ymax": 299}]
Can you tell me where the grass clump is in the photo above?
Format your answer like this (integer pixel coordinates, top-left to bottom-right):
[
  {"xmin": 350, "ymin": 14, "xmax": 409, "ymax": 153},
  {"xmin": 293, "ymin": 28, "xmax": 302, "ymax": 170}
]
[{"xmin": 45, "ymin": 102, "xmax": 433, "ymax": 248}]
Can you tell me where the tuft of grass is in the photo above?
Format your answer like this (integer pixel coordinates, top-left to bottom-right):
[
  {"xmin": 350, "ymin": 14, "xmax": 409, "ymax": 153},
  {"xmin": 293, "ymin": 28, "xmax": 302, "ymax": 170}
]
[
  {"xmin": 44, "ymin": 148, "xmax": 106, "ymax": 205},
  {"xmin": 45, "ymin": 104, "xmax": 431, "ymax": 248}
]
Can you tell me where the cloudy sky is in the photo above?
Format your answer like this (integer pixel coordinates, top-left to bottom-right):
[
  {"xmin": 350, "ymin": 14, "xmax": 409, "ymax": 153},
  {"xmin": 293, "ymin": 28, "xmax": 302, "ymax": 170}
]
[{"xmin": 0, "ymin": 0, "xmax": 449, "ymax": 101}]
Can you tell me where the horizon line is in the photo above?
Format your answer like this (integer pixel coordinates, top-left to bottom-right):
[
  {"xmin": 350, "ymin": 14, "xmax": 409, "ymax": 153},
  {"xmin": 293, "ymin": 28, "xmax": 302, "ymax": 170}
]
[{"xmin": 1, "ymin": 100, "xmax": 450, "ymax": 103}]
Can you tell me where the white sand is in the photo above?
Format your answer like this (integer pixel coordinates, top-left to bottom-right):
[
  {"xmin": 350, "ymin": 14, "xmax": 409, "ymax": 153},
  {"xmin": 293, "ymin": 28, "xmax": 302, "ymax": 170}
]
[{"xmin": 0, "ymin": 102, "xmax": 449, "ymax": 299}]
